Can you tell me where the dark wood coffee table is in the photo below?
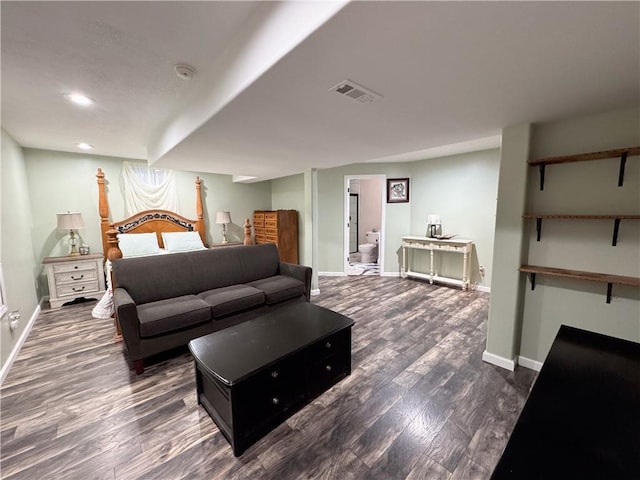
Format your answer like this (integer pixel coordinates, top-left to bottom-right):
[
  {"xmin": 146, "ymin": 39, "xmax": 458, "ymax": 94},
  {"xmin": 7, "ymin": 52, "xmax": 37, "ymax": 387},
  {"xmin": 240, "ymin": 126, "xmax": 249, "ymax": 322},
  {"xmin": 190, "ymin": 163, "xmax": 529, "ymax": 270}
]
[{"xmin": 188, "ymin": 302, "xmax": 354, "ymax": 456}]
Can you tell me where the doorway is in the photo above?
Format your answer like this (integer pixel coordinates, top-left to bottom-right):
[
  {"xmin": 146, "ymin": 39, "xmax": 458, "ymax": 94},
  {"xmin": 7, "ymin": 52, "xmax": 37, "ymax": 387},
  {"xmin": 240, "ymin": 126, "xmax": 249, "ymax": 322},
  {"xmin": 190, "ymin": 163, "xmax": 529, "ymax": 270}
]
[
  {"xmin": 344, "ymin": 175, "xmax": 386, "ymax": 276},
  {"xmin": 349, "ymin": 194, "xmax": 359, "ymax": 254}
]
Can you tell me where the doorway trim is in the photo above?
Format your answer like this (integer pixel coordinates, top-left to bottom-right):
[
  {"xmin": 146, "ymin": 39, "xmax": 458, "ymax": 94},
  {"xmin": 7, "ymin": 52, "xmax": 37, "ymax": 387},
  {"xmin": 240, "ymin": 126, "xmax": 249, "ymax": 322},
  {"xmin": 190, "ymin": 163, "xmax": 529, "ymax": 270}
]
[{"xmin": 344, "ymin": 174, "xmax": 386, "ymax": 275}]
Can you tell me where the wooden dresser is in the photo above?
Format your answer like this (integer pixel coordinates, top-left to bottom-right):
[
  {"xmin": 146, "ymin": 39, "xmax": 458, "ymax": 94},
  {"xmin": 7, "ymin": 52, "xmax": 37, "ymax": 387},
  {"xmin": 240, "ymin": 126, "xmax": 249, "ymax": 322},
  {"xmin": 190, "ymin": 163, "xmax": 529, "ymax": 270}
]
[{"xmin": 253, "ymin": 210, "xmax": 299, "ymax": 264}]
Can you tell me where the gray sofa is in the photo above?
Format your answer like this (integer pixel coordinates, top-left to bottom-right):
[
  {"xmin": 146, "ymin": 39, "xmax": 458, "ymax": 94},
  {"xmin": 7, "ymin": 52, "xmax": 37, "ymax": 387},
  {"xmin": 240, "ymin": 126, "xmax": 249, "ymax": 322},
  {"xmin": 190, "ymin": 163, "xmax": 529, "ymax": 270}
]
[{"xmin": 111, "ymin": 243, "xmax": 311, "ymax": 374}]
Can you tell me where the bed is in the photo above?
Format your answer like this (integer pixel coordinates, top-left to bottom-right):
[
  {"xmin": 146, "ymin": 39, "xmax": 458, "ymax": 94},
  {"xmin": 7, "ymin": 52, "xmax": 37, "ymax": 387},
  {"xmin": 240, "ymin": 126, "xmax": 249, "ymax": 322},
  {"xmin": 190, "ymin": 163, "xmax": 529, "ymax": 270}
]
[
  {"xmin": 93, "ymin": 168, "xmax": 209, "ymax": 337},
  {"xmin": 96, "ymin": 168, "xmax": 207, "ymax": 261}
]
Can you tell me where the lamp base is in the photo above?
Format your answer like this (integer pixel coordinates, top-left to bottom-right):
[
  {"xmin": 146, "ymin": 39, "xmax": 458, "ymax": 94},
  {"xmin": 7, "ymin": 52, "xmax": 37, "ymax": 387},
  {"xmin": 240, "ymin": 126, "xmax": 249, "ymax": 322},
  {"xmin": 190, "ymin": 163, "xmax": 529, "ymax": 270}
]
[{"xmin": 69, "ymin": 230, "xmax": 80, "ymax": 256}]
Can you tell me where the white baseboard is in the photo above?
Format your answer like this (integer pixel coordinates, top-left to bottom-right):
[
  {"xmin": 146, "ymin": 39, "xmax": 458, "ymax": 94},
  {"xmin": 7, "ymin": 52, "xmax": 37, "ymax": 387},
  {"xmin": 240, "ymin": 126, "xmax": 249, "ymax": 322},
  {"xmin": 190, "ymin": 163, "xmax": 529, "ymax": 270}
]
[
  {"xmin": 474, "ymin": 285, "xmax": 491, "ymax": 293},
  {"xmin": 318, "ymin": 272, "xmax": 346, "ymax": 277},
  {"xmin": 518, "ymin": 355, "xmax": 543, "ymax": 372},
  {"xmin": 482, "ymin": 350, "xmax": 516, "ymax": 371},
  {"xmin": 0, "ymin": 303, "xmax": 41, "ymax": 385},
  {"xmin": 380, "ymin": 271, "xmax": 400, "ymax": 277},
  {"xmin": 310, "ymin": 289, "xmax": 320, "ymax": 296}
]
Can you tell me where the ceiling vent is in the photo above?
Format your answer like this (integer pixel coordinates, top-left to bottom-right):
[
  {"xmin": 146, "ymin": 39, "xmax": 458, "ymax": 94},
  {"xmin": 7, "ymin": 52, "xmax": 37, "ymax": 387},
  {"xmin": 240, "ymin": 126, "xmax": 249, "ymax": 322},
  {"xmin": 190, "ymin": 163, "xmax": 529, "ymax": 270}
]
[{"xmin": 330, "ymin": 80, "xmax": 381, "ymax": 103}]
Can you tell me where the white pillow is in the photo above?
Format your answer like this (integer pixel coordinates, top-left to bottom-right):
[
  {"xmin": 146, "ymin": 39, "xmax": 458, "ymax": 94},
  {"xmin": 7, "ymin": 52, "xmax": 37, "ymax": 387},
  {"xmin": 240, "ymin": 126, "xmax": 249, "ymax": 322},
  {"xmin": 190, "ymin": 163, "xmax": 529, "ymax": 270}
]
[
  {"xmin": 161, "ymin": 231, "xmax": 206, "ymax": 253},
  {"xmin": 117, "ymin": 233, "xmax": 161, "ymax": 257}
]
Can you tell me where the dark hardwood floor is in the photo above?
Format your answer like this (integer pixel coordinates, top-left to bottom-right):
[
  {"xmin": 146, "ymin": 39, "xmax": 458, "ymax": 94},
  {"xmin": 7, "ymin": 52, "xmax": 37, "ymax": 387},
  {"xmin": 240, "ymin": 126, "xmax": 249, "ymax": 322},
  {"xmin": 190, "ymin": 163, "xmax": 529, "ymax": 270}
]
[{"xmin": 0, "ymin": 276, "xmax": 536, "ymax": 480}]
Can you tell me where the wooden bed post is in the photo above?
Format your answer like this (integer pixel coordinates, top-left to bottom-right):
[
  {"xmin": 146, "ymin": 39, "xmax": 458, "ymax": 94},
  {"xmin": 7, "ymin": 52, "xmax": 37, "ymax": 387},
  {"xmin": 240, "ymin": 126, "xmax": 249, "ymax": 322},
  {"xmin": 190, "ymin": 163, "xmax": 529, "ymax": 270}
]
[
  {"xmin": 244, "ymin": 218, "xmax": 254, "ymax": 245},
  {"xmin": 195, "ymin": 176, "xmax": 206, "ymax": 245},
  {"xmin": 96, "ymin": 168, "xmax": 112, "ymax": 259}
]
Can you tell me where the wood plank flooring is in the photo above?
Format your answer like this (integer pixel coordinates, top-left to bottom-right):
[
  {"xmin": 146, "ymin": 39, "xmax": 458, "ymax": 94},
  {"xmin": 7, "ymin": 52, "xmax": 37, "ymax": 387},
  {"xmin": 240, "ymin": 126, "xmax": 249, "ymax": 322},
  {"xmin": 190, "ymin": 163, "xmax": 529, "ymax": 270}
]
[{"xmin": 0, "ymin": 276, "xmax": 536, "ymax": 479}]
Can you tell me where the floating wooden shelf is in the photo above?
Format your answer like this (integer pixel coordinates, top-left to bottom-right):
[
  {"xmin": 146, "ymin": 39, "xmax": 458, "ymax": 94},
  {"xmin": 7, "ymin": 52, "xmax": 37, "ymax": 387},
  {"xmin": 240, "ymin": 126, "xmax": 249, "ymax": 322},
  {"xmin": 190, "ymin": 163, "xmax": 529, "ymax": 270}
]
[
  {"xmin": 529, "ymin": 146, "xmax": 639, "ymax": 190},
  {"xmin": 522, "ymin": 214, "xmax": 640, "ymax": 245},
  {"xmin": 519, "ymin": 264, "xmax": 640, "ymax": 303}
]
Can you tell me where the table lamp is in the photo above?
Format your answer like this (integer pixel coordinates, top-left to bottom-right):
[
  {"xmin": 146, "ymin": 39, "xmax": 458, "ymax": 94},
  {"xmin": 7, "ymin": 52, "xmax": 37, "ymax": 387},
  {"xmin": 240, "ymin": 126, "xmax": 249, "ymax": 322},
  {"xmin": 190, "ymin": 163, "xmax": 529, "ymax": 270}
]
[
  {"xmin": 216, "ymin": 211, "xmax": 232, "ymax": 244},
  {"xmin": 57, "ymin": 212, "xmax": 85, "ymax": 256}
]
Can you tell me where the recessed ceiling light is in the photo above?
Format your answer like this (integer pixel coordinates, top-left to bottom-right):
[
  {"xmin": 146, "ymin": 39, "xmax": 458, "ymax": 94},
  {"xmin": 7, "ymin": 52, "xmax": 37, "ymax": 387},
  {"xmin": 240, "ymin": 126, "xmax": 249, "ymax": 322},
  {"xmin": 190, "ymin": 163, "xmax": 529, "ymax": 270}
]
[
  {"xmin": 64, "ymin": 93, "xmax": 95, "ymax": 106},
  {"xmin": 77, "ymin": 143, "xmax": 94, "ymax": 150}
]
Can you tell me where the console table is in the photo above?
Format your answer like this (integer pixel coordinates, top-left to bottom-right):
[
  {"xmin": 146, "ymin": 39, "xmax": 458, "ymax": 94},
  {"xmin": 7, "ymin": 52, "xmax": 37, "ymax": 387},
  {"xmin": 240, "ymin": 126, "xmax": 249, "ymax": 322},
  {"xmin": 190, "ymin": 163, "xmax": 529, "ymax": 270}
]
[{"xmin": 401, "ymin": 236, "xmax": 473, "ymax": 290}]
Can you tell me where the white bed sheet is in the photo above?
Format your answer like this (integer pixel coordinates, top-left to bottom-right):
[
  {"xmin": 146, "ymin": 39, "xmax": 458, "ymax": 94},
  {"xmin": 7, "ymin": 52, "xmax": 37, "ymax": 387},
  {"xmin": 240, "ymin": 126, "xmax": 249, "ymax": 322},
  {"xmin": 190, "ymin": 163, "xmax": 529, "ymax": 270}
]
[{"xmin": 91, "ymin": 249, "xmax": 171, "ymax": 319}]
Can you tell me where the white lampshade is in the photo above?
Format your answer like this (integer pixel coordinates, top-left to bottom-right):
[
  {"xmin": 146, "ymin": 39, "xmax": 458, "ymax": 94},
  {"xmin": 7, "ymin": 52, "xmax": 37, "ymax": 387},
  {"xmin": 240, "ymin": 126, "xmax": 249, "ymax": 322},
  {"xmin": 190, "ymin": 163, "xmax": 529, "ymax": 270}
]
[
  {"xmin": 57, "ymin": 212, "xmax": 85, "ymax": 231},
  {"xmin": 215, "ymin": 211, "xmax": 231, "ymax": 225}
]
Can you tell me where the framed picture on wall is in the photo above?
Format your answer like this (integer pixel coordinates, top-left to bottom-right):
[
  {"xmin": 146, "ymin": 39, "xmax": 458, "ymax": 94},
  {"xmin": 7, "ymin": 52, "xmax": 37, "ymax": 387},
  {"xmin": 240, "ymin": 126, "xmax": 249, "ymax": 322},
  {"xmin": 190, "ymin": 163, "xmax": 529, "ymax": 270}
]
[{"xmin": 387, "ymin": 178, "xmax": 410, "ymax": 203}]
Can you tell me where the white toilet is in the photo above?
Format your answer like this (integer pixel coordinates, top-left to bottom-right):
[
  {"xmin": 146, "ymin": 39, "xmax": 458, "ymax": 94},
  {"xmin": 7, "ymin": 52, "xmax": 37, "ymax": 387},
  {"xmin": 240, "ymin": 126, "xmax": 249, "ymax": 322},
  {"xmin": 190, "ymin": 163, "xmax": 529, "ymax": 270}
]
[{"xmin": 359, "ymin": 231, "xmax": 380, "ymax": 263}]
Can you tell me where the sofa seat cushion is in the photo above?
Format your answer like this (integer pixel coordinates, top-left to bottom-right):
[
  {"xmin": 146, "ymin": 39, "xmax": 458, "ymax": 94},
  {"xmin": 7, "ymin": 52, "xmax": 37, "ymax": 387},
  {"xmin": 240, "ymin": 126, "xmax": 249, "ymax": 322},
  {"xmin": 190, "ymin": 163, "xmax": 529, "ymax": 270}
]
[
  {"xmin": 246, "ymin": 275, "xmax": 306, "ymax": 305},
  {"xmin": 137, "ymin": 295, "xmax": 211, "ymax": 338},
  {"xmin": 198, "ymin": 285, "xmax": 265, "ymax": 318}
]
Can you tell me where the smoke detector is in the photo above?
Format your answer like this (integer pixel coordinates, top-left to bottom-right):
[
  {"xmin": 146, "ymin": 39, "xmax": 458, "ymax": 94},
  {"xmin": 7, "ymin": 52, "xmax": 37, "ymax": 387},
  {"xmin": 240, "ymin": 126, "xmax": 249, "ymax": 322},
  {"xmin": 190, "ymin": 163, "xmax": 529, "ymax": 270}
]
[
  {"xmin": 174, "ymin": 64, "xmax": 196, "ymax": 80},
  {"xmin": 329, "ymin": 80, "xmax": 382, "ymax": 103}
]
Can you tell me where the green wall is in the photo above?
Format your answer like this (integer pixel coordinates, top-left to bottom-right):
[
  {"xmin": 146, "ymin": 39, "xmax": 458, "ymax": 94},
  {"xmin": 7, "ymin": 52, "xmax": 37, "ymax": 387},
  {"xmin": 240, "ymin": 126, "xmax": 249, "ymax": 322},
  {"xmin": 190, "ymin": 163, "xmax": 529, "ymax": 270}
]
[
  {"xmin": 410, "ymin": 149, "xmax": 500, "ymax": 287},
  {"xmin": 271, "ymin": 173, "xmax": 307, "ymax": 265},
  {"xmin": 1, "ymin": 130, "xmax": 39, "ymax": 373},
  {"xmin": 23, "ymin": 148, "xmax": 272, "ymax": 298},
  {"xmin": 316, "ymin": 150, "xmax": 501, "ymax": 288},
  {"xmin": 485, "ymin": 107, "xmax": 640, "ymax": 369},
  {"xmin": 520, "ymin": 107, "xmax": 640, "ymax": 363},
  {"xmin": 317, "ymin": 163, "xmax": 411, "ymax": 273}
]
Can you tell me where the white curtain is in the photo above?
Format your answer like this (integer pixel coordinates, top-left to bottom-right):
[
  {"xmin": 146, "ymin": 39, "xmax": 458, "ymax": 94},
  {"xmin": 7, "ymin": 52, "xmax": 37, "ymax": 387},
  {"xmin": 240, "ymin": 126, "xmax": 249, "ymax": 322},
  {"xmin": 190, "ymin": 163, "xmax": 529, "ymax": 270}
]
[{"xmin": 122, "ymin": 161, "xmax": 177, "ymax": 215}]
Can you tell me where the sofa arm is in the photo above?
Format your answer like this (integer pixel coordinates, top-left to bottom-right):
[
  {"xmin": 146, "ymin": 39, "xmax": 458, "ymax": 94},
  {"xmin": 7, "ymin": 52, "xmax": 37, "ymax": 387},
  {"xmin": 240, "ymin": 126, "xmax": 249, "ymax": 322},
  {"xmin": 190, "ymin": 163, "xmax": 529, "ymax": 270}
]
[
  {"xmin": 279, "ymin": 262, "xmax": 312, "ymax": 302},
  {"xmin": 113, "ymin": 287, "xmax": 141, "ymax": 351}
]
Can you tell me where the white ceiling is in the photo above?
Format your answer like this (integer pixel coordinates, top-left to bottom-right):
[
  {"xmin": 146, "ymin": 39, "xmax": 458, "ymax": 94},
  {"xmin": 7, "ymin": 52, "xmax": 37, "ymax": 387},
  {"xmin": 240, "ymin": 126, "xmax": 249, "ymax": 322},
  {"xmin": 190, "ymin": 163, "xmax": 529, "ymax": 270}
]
[{"xmin": 2, "ymin": 1, "xmax": 639, "ymax": 183}]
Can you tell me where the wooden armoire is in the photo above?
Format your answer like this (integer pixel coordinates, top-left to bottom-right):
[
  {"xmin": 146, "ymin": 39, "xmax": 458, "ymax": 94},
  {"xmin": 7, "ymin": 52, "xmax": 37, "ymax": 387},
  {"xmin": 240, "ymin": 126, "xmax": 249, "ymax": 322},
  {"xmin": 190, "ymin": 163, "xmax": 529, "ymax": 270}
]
[{"xmin": 253, "ymin": 210, "xmax": 299, "ymax": 264}]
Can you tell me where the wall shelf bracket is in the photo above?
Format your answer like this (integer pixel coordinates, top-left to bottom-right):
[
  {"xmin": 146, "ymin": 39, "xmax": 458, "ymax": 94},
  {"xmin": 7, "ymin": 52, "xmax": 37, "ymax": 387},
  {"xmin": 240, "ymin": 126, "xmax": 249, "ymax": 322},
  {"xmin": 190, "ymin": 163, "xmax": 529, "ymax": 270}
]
[
  {"xmin": 612, "ymin": 218, "xmax": 621, "ymax": 246},
  {"xmin": 606, "ymin": 283, "xmax": 613, "ymax": 304},
  {"xmin": 535, "ymin": 217, "xmax": 542, "ymax": 241},
  {"xmin": 529, "ymin": 272, "xmax": 537, "ymax": 290},
  {"xmin": 618, "ymin": 152, "xmax": 628, "ymax": 187},
  {"xmin": 538, "ymin": 165, "xmax": 546, "ymax": 191}
]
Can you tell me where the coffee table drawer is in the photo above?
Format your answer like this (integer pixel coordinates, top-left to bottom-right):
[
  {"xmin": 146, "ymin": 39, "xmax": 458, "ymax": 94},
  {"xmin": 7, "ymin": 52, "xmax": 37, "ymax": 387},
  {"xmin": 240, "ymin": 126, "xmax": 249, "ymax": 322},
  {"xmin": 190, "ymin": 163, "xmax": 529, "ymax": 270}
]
[
  {"xmin": 308, "ymin": 352, "xmax": 350, "ymax": 398},
  {"xmin": 236, "ymin": 360, "xmax": 305, "ymax": 430},
  {"xmin": 307, "ymin": 329, "xmax": 350, "ymax": 362}
]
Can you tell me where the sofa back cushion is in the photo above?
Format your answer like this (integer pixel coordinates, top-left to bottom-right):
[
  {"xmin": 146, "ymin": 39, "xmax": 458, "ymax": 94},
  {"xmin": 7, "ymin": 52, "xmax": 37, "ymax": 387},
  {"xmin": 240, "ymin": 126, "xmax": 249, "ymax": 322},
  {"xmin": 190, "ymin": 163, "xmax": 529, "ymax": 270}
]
[
  {"xmin": 187, "ymin": 248, "xmax": 244, "ymax": 293},
  {"xmin": 112, "ymin": 253, "xmax": 195, "ymax": 305},
  {"xmin": 238, "ymin": 243, "xmax": 280, "ymax": 283}
]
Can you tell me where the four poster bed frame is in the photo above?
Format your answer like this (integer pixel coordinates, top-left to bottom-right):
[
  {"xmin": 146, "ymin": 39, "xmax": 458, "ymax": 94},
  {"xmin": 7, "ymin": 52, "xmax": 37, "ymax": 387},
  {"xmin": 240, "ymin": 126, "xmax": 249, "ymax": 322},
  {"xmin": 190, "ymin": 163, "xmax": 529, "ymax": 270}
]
[{"xmin": 96, "ymin": 168, "xmax": 207, "ymax": 261}]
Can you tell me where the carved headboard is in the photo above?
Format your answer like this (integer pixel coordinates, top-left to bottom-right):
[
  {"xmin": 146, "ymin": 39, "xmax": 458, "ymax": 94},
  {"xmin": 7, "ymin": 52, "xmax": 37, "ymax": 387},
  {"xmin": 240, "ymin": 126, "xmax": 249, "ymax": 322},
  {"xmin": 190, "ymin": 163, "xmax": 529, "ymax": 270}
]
[{"xmin": 96, "ymin": 168, "xmax": 206, "ymax": 261}]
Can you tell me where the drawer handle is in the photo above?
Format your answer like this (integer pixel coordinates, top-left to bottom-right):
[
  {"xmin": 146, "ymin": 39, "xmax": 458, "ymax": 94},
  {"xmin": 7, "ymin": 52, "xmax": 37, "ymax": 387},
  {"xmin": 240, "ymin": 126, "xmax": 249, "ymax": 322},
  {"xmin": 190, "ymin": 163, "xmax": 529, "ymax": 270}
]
[
  {"xmin": 72, "ymin": 286, "xmax": 86, "ymax": 292},
  {"xmin": 325, "ymin": 365, "xmax": 332, "ymax": 372},
  {"xmin": 272, "ymin": 397, "xmax": 279, "ymax": 405},
  {"xmin": 325, "ymin": 342, "xmax": 332, "ymax": 349},
  {"xmin": 74, "ymin": 266, "xmax": 79, "ymax": 269},
  {"xmin": 271, "ymin": 370, "xmax": 279, "ymax": 379},
  {"xmin": 71, "ymin": 274, "xmax": 84, "ymax": 280}
]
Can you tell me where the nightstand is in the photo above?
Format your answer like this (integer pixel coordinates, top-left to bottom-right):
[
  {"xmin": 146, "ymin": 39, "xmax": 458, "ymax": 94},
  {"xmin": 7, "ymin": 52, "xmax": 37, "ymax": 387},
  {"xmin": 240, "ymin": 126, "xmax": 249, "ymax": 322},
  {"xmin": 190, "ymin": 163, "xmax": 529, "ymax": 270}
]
[{"xmin": 43, "ymin": 254, "xmax": 106, "ymax": 309}]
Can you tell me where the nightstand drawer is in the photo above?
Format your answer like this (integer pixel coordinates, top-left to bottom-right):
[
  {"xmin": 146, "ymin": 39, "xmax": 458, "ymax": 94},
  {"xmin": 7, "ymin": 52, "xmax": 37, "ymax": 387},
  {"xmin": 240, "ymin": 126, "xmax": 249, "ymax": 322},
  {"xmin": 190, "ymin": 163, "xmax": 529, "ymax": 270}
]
[
  {"xmin": 55, "ymin": 269, "xmax": 98, "ymax": 285},
  {"xmin": 57, "ymin": 281, "xmax": 100, "ymax": 297},
  {"xmin": 53, "ymin": 260, "xmax": 97, "ymax": 274}
]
